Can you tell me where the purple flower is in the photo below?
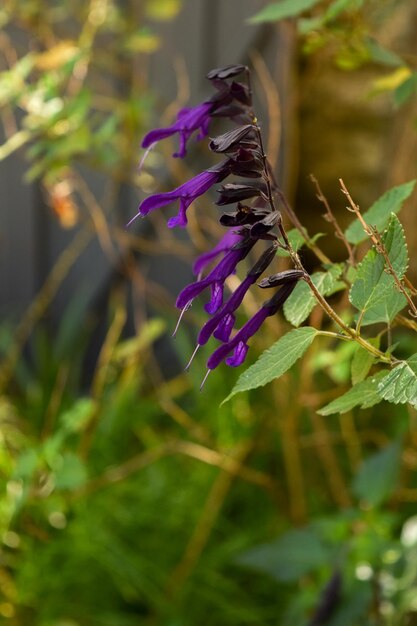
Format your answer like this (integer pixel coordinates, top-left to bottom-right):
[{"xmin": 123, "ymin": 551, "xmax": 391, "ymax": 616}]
[
  {"xmin": 207, "ymin": 280, "xmax": 299, "ymax": 370},
  {"xmin": 128, "ymin": 160, "xmax": 232, "ymax": 228},
  {"xmin": 198, "ymin": 246, "xmax": 277, "ymax": 344},
  {"xmin": 140, "ymin": 64, "xmax": 250, "ymax": 159},
  {"xmin": 176, "ymin": 238, "xmax": 256, "ymax": 314},
  {"xmin": 193, "ymin": 230, "xmax": 243, "ymax": 276},
  {"xmin": 198, "ymin": 274, "xmax": 255, "ymax": 344},
  {"xmin": 141, "ymin": 101, "xmax": 213, "ymax": 158}
]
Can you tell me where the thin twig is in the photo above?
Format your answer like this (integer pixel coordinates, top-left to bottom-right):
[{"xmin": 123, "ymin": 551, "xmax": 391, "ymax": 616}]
[
  {"xmin": 339, "ymin": 178, "xmax": 417, "ymax": 319},
  {"xmin": 250, "ymin": 50, "xmax": 281, "ymax": 169},
  {"xmin": 310, "ymin": 174, "xmax": 355, "ymax": 265}
]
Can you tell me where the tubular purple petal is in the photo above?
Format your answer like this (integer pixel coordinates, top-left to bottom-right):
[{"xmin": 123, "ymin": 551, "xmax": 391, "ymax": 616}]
[
  {"xmin": 141, "ymin": 102, "xmax": 213, "ymax": 157},
  {"xmin": 226, "ymin": 341, "xmax": 249, "ymax": 367},
  {"xmin": 207, "ymin": 280, "xmax": 299, "ymax": 370},
  {"xmin": 137, "ymin": 190, "xmax": 179, "ymax": 217},
  {"xmin": 193, "ymin": 231, "xmax": 243, "ymax": 275},
  {"xmin": 176, "ymin": 278, "xmax": 211, "ymax": 309},
  {"xmin": 213, "ymin": 313, "xmax": 235, "ymax": 342},
  {"xmin": 141, "ymin": 127, "xmax": 179, "ymax": 149},
  {"xmin": 176, "ymin": 240, "xmax": 255, "ymax": 310},
  {"xmin": 198, "ymin": 274, "xmax": 255, "ymax": 345},
  {"xmin": 204, "ymin": 282, "xmax": 224, "ymax": 314},
  {"xmin": 131, "ymin": 163, "xmax": 231, "ymax": 228},
  {"xmin": 207, "ymin": 306, "xmax": 270, "ymax": 370},
  {"xmin": 167, "ymin": 202, "xmax": 188, "ymax": 228}
]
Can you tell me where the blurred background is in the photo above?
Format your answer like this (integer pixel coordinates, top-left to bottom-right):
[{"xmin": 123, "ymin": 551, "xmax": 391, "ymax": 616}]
[{"xmin": 1, "ymin": 1, "xmax": 417, "ymax": 624}]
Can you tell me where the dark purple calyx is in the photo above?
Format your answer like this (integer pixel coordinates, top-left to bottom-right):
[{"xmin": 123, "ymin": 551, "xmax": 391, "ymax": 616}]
[
  {"xmin": 209, "ymin": 125, "xmax": 256, "ymax": 153},
  {"xmin": 250, "ymin": 211, "xmax": 281, "ymax": 238},
  {"xmin": 216, "ymin": 182, "xmax": 267, "ymax": 206},
  {"xmin": 258, "ymin": 269, "xmax": 306, "ymax": 288},
  {"xmin": 220, "ymin": 206, "xmax": 267, "ymax": 228},
  {"xmin": 206, "ymin": 64, "xmax": 247, "ymax": 81}
]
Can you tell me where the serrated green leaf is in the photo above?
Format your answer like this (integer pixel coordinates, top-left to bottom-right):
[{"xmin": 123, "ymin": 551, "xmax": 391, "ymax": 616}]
[
  {"xmin": 248, "ymin": 0, "xmax": 321, "ymax": 24},
  {"xmin": 318, "ymin": 370, "xmax": 389, "ymax": 415},
  {"xmin": 377, "ymin": 354, "xmax": 417, "ymax": 407},
  {"xmin": 284, "ymin": 264, "xmax": 344, "ymax": 327},
  {"xmin": 351, "ymin": 338, "xmax": 379, "ymax": 385},
  {"xmin": 349, "ymin": 214, "xmax": 408, "ymax": 326},
  {"xmin": 345, "ymin": 180, "xmax": 415, "ymax": 245},
  {"xmin": 352, "ymin": 440, "xmax": 402, "ymax": 507},
  {"xmin": 236, "ymin": 528, "xmax": 329, "ymax": 582},
  {"xmin": 223, "ymin": 327, "xmax": 318, "ymax": 403}
]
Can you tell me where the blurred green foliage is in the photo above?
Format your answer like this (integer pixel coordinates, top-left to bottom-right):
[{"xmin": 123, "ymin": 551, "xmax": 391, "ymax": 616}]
[
  {"xmin": 1, "ymin": 1, "xmax": 417, "ymax": 625},
  {"xmin": 2, "ymin": 282, "xmax": 417, "ymax": 625},
  {"xmin": 250, "ymin": 0, "xmax": 417, "ymax": 103}
]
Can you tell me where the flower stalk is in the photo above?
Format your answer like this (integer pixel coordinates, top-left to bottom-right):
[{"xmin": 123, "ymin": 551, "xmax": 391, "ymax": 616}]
[{"xmin": 131, "ymin": 63, "xmax": 395, "ymax": 382}]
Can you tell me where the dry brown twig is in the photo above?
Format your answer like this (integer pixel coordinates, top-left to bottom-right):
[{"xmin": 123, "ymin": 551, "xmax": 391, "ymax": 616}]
[
  {"xmin": 339, "ymin": 178, "xmax": 417, "ymax": 319},
  {"xmin": 310, "ymin": 174, "xmax": 355, "ymax": 265}
]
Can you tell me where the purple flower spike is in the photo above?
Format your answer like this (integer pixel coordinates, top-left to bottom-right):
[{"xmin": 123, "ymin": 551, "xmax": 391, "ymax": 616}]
[
  {"xmin": 207, "ymin": 305, "xmax": 271, "ymax": 369},
  {"xmin": 193, "ymin": 230, "xmax": 243, "ymax": 276},
  {"xmin": 141, "ymin": 101, "xmax": 213, "ymax": 158},
  {"xmin": 176, "ymin": 239, "xmax": 255, "ymax": 310},
  {"xmin": 198, "ymin": 246, "xmax": 277, "ymax": 346},
  {"xmin": 207, "ymin": 280, "xmax": 298, "ymax": 370},
  {"xmin": 198, "ymin": 274, "xmax": 254, "ymax": 344},
  {"xmin": 129, "ymin": 161, "xmax": 232, "ymax": 228}
]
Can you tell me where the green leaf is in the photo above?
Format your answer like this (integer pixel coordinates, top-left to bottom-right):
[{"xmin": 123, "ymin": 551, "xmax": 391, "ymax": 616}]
[
  {"xmin": 394, "ymin": 72, "xmax": 417, "ymax": 107},
  {"xmin": 248, "ymin": 0, "xmax": 321, "ymax": 24},
  {"xmin": 377, "ymin": 354, "xmax": 417, "ymax": 407},
  {"xmin": 223, "ymin": 327, "xmax": 318, "ymax": 403},
  {"xmin": 352, "ymin": 440, "xmax": 402, "ymax": 507},
  {"xmin": 54, "ymin": 453, "xmax": 88, "ymax": 490},
  {"xmin": 0, "ymin": 129, "xmax": 32, "ymax": 161},
  {"xmin": 284, "ymin": 263, "xmax": 344, "ymax": 327},
  {"xmin": 325, "ymin": 582, "xmax": 373, "ymax": 626},
  {"xmin": 236, "ymin": 528, "xmax": 329, "ymax": 582},
  {"xmin": 351, "ymin": 339, "xmax": 379, "ymax": 385},
  {"xmin": 276, "ymin": 228, "xmax": 324, "ymax": 257},
  {"xmin": 318, "ymin": 370, "xmax": 389, "ymax": 415},
  {"xmin": 0, "ymin": 54, "xmax": 35, "ymax": 107},
  {"xmin": 13, "ymin": 449, "xmax": 39, "ymax": 480},
  {"xmin": 324, "ymin": 0, "xmax": 364, "ymax": 21},
  {"xmin": 345, "ymin": 180, "xmax": 415, "ymax": 245},
  {"xmin": 113, "ymin": 319, "xmax": 166, "ymax": 363},
  {"xmin": 365, "ymin": 37, "xmax": 403, "ymax": 67},
  {"xmin": 60, "ymin": 398, "xmax": 96, "ymax": 434},
  {"xmin": 349, "ymin": 214, "xmax": 408, "ymax": 326}
]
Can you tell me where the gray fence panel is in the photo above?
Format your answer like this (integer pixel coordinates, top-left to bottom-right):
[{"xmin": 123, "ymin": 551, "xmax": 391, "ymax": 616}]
[{"xmin": 0, "ymin": 1, "xmax": 295, "ymax": 326}]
